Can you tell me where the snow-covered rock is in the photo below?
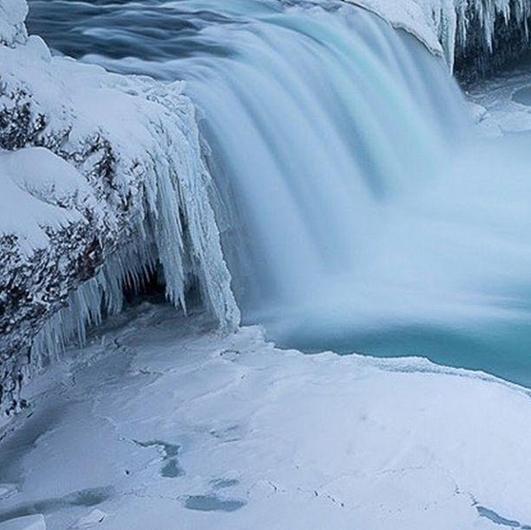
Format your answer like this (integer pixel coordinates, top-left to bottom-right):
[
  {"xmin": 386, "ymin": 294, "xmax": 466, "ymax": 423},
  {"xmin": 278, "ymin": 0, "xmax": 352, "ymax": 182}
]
[
  {"xmin": 0, "ymin": 0, "xmax": 238, "ymax": 415},
  {"xmin": 0, "ymin": 0, "xmax": 27, "ymax": 46},
  {"xmin": 348, "ymin": 0, "xmax": 531, "ymax": 74},
  {"xmin": 0, "ymin": 148, "xmax": 100, "ymax": 254}
]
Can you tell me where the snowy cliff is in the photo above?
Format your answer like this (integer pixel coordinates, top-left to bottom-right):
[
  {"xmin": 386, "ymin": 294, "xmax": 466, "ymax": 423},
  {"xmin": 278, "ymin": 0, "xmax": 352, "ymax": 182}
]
[
  {"xmin": 0, "ymin": 0, "xmax": 239, "ymax": 414},
  {"xmin": 349, "ymin": 0, "xmax": 531, "ymax": 77}
]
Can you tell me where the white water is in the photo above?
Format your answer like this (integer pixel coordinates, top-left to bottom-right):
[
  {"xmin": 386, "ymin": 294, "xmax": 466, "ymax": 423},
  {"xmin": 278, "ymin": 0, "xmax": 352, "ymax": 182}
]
[{"xmin": 27, "ymin": 0, "xmax": 531, "ymax": 384}]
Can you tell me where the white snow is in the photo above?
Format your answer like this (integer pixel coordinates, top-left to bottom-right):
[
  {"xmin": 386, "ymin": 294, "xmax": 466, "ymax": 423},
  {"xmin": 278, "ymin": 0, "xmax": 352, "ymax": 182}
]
[
  {"xmin": 71, "ymin": 509, "xmax": 107, "ymax": 528},
  {"xmin": 2, "ymin": 304, "xmax": 531, "ymax": 529},
  {"xmin": 0, "ymin": 0, "xmax": 27, "ymax": 46},
  {"xmin": 0, "ymin": 147, "xmax": 97, "ymax": 256},
  {"xmin": 467, "ymin": 61, "xmax": 531, "ymax": 135},
  {"xmin": 0, "ymin": 1, "xmax": 239, "ymax": 371}
]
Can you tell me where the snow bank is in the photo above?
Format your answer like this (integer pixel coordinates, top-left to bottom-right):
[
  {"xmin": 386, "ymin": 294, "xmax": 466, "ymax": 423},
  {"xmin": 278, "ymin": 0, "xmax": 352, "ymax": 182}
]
[
  {"xmin": 0, "ymin": 1, "xmax": 238, "ymax": 414},
  {"xmin": 348, "ymin": 0, "xmax": 531, "ymax": 70}
]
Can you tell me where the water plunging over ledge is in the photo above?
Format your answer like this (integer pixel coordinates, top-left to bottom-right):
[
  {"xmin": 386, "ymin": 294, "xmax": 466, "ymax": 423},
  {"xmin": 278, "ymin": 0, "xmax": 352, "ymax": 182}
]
[{"xmin": 27, "ymin": 0, "xmax": 531, "ymax": 386}]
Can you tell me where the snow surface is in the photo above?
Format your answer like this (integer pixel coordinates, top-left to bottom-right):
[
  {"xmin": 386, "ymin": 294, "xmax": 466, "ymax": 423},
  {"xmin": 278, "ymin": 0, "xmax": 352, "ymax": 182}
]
[
  {"xmin": 0, "ymin": 147, "xmax": 98, "ymax": 256},
  {"xmin": 466, "ymin": 59, "xmax": 531, "ymax": 136},
  {"xmin": 2, "ymin": 304, "xmax": 531, "ymax": 529}
]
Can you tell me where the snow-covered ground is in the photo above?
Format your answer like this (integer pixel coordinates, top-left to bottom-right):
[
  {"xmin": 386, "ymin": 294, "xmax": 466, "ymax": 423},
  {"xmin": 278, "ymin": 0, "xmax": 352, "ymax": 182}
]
[{"xmin": 2, "ymin": 303, "xmax": 531, "ymax": 529}]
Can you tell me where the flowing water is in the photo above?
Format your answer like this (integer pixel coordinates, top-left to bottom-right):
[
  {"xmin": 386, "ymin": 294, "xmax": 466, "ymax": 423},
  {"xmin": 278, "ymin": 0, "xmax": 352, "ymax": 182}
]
[{"xmin": 27, "ymin": 0, "xmax": 531, "ymax": 385}]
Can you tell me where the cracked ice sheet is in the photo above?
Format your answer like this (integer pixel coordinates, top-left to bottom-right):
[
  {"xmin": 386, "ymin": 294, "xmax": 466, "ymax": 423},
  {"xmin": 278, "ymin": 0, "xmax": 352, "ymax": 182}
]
[{"xmin": 2, "ymin": 304, "xmax": 531, "ymax": 529}]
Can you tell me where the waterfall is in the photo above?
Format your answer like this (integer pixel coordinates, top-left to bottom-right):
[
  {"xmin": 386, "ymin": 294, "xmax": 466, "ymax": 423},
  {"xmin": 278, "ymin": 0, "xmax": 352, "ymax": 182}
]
[
  {"xmin": 27, "ymin": 0, "xmax": 531, "ymax": 384},
  {"xmin": 176, "ymin": 5, "xmax": 467, "ymax": 307}
]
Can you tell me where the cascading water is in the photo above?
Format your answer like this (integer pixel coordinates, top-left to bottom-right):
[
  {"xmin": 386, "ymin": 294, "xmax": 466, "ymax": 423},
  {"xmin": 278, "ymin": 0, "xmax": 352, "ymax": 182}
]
[{"xmin": 27, "ymin": 0, "xmax": 531, "ymax": 384}]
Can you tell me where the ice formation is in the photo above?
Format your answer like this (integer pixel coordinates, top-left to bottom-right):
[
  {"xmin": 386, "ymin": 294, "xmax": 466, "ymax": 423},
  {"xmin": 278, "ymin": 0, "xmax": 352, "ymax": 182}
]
[{"xmin": 0, "ymin": 0, "xmax": 238, "ymax": 414}]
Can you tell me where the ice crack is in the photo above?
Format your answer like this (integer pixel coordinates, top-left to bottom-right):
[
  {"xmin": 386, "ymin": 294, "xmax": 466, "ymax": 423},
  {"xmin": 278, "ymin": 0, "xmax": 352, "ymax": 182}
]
[{"xmin": 476, "ymin": 505, "xmax": 531, "ymax": 529}]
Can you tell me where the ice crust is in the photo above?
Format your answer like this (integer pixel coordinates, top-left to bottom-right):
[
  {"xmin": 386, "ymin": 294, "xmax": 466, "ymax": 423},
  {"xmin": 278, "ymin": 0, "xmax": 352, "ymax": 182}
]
[{"xmin": 2, "ymin": 305, "xmax": 531, "ymax": 529}]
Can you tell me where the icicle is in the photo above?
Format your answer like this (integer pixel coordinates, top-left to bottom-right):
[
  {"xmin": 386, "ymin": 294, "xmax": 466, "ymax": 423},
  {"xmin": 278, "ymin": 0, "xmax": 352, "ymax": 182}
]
[
  {"xmin": 434, "ymin": 0, "xmax": 531, "ymax": 70},
  {"xmin": 29, "ymin": 87, "xmax": 240, "ymax": 366},
  {"xmin": 31, "ymin": 238, "xmax": 159, "ymax": 364}
]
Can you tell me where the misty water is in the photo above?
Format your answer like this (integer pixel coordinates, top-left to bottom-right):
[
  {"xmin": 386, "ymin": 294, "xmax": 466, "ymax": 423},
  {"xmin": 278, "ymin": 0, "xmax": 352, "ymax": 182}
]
[{"xmin": 27, "ymin": 0, "xmax": 531, "ymax": 385}]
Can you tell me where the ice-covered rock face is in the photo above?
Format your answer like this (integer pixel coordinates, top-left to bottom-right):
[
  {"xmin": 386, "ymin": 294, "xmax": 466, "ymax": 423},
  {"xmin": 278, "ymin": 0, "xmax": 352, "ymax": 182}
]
[
  {"xmin": 347, "ymin": 0, "xmax": 531, "ymax": 77},
  {"xmin": 0, "ymin": 0, "xmax": 238, "ymax": 415}
]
